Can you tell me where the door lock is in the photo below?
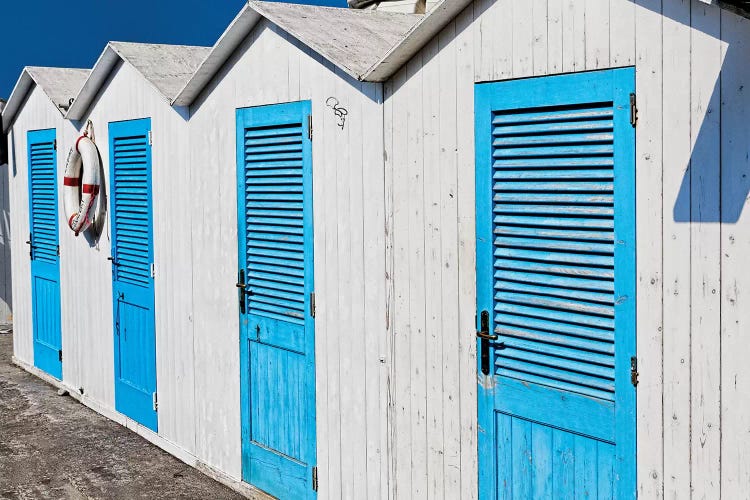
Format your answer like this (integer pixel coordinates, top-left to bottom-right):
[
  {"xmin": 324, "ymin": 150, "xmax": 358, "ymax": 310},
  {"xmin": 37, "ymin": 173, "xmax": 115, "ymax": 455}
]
[{"xmin": 237, "ymin": 270, "xmax": 248, "ymax": 314}]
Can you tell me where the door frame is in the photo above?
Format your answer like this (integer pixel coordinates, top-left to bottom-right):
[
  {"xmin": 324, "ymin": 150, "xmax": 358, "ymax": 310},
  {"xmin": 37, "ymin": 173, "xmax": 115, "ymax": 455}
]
[
  {"xmin": 474, "ymin": 68, "xmax": 637, "ymax": 499},
  {"xmin": 27, "ymin": 128, "xmax": 63, "ymax": 380},
  {"xmin": 236, "ymin": 100, "xmax": 317, "ymax": 497},
  {"xmin": 108, "ymin": 117, "xmax": 158, "ymax": 432}
]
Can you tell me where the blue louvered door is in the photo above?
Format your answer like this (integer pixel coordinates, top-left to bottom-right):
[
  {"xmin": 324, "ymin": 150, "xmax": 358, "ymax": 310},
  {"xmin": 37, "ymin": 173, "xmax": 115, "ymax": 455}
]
[
  {"xmin": 475, "ymin": 69, "xmax": 636, "ymax": 499},
  {"xmin": 236, "ymin": 101, "xmax": 316, "ymax": 499},
  {"xmin": 28, "ymin": 129, "xmax": 62, "ymax": 380},
  {"xmin": 109, "ymin": 118, "xmax": 157, "ymax": 432}
]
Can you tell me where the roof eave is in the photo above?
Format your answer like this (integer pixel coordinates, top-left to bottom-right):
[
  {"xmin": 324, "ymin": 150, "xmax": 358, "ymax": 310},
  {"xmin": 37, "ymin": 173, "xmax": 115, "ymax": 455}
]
[
  {"xmin": 171, "ymin": 5, "xmax": 263, "ymax": 107},
  {"xmin": 65, "ymin": 45, "xmax": 120, "ymax": 121},
  {"xmin": 360, "ymin": 0, "xmax": 473, "ymax": 82},
  {"xmin": 1, "ymin": 70, "xmax": 34, "ymax": 133}
]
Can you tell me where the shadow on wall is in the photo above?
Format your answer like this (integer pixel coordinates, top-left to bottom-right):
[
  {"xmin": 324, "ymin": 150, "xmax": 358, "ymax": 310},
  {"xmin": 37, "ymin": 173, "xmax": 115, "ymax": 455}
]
[
  {"xmin": 636, "ymin": 0, "xmax": 750, "ymax": 223},
  {"xmin": 0, "ymin": 162, "xmax": 11, "ymax": 321}
]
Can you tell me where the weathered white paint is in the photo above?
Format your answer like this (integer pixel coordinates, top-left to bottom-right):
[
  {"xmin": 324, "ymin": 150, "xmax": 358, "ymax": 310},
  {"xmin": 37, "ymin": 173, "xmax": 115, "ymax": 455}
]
[
  {"xmin": 6, "ymin": 0, "xmax": 750, "ymax": 499},
  {"xmin": 187, "ymin": 21, "xmax": 388, "ymax": 494},
  {"xmin": 0, "ymin": 159, "xmax": 11, "ymax": 326},
  {"xmin": 383, "ymin": 0, "xmax": 750, "ymax": 498}
]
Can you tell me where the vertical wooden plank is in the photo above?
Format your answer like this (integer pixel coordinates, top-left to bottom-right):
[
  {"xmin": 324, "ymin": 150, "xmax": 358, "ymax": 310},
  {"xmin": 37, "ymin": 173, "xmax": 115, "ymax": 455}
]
[
  {"xmin": 438, "ymin": 19, "xmax": 462, "ymax": 500},
  {"xmin": 390, "ymin": 66, "xmax": 412, "ymax": 499},
  {"xmin": 661, "ymin": 1, "xmax": 692, "ymax": 498},
  {"xmin": 531, "ymin": 425, "xmax": 553, "ymax": 498},
  {"xmin": 690, "ymin": 2, "xmax": 722, "ymax": 497},
  {"xmin": 585, "ymin": 0, "xmax": 610, "ymax": 69},
  {"xmin": 406, "ymin": 55, "xmax": 428, "ymax": 500},
  {"xmin": 561, "ymin": 0, "xmax": 585, "ymax": 72},
  {"xmin": 532, "ymin": 0, "xmax": 549, "ymax": 76},
  {"xmin": 420, "ymin": 37, "xmax": 445, "ymax": 500},
  {"xmin": 634, "ymin": 0, "xmax": 665, "ymax": 498},
  {"xmin": 511, "ymin": 419, "xmax": 532, "ymax": 498},
  {"xmin": 513, "ymin": 0, "xmax": 534, "ymax": 77},
  {"xmin": 383, "ymin": 76, "xmax": 397, "ymax": 500},
  {"xmin": 321, "ymin": 58, "xmax": 343, "ymax": 500},
  {"xmin": 336, "ymin": 71, "xmax": 367, "ymax": 500},
  {"xmin": 574, "ymin": 436, "xmax": 598, "ymax": 498},
  {"xmin": 548, "ymin": 0, "xmax": 564, "ymax": 73},
  {"xmin": 720, "ymin": 9, "xmax": 750, "ymax": 498},
  {"xmin": 457, "ymin": 6, "xmax": 478, "ymax": 500},
  {"xmin": 360, "ymin": 81, "xmax": 386, "ymax": 500},
  {"xmin": 610, "ymin": 0, "xmax": 636, "ymax": 66},
  {"xmin": 496, "ymin": 413, "xmax": 512, "ymax": 499},
  {"xmin": 552, "ymin": 430, "xmax": 575, "ymax": 500}
]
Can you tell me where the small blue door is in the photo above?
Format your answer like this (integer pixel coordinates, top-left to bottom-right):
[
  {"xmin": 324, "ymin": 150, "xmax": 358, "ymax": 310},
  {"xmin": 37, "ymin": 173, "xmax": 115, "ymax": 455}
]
[
  {"xmin": 28, "ymin": 129, "xmax": 62, "ymax": 380},
  {"xmin": 109, "ymin": 118, "xmax": 158, "ymax": 432},
  {"xmin": 475, "ymin": 68, "xmax": 636, "ymax": 499},
  {"xmin": 236, "ymin": 101, "xmax": 317, "ymax": 499}
]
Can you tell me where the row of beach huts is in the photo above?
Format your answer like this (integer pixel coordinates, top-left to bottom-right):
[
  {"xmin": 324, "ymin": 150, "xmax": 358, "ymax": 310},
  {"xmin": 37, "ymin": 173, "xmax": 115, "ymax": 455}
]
[{"xmin": 2, "ymin": 0, "xmax": 750, "ymax": 498}]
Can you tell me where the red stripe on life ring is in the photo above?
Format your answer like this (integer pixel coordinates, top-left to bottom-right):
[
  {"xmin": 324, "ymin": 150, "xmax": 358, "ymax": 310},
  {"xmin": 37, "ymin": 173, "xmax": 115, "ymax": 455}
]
[
  {"xmin": 63, "ymin": 176, "xmax": 80, "ymax": 186},
  {"xmin": 75, "ymin": 135, "xmax": 86, "ymax": 152},
  {"xmin": 82, "ymin": 184, "xmax": 99, "ymax": 194}
]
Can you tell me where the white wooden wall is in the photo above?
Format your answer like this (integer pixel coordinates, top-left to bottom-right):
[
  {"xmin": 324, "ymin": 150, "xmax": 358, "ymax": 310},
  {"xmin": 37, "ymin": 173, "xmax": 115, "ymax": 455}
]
[
  {"xmin": 188, "ymin": 20, "xmax": 388, "ymax": 492},
  {"xmin": 0, "ymin": 160, "xmax": 11, "ymax": 325},
  {"xmin": 6, "ymin": 86, "xmax": 68, "ymax": 364},
  {"xmin": 383, "ymin": 0, "xmax": 750, "ymax": 498}
]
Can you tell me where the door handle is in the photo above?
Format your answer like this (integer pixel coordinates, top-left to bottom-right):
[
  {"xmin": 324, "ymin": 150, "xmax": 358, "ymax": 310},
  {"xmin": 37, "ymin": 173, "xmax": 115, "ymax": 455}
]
[
  {"xmin": 476, "ymin": 310, "xmax": 498, "ymax": 341},
  {"xmin": 107, "ymin": 256, "xmax": 119, "ymax": 266},
  {"xmin": 26, "ymin": 233, "xmax": 36, "ymax": 259},
  {"xmin": 237, "ymin": 270, "xmax": 247, "ymax": 314},
  {"xmin": 477, "ymin": 310, "xmax": 497, "ymax": 376}
]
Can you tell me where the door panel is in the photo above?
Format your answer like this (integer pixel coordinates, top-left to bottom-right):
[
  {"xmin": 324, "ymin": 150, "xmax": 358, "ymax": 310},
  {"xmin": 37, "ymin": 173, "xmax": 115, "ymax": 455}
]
[
  {"xmin": 28, "ymin": 129, "xmax": 62, "ymax": 380},
  {"xmin": 475, "ymin": 69, "xmax": 636, "ymax": 499},
  {"xmin": 109, "ymin": 118, "xmax": 157, "ymax": 432},
  {"xmin": 237, "ymin": 101, "xmax": 316, "ymax": 499}
]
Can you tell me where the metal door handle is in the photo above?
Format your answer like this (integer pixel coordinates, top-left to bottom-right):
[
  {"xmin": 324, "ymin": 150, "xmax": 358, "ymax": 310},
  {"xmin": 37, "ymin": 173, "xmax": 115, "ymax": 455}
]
[
  {"xmin": 107, "ymin": 256, "xmax": 119, "ymax": 266},
  {"xmin": 476, "ymin": 330, "xmax": 499, "ymax": 341},
  {"xmin": 237, "ymin": 270, "xmax": 247, "ymax": 314}
]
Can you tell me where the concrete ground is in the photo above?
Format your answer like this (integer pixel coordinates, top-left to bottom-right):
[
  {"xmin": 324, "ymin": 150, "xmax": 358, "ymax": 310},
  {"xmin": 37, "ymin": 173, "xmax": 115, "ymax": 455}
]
[{"xmin": 0, "ymin": 332, "xmax": 245, "ymax": 500}]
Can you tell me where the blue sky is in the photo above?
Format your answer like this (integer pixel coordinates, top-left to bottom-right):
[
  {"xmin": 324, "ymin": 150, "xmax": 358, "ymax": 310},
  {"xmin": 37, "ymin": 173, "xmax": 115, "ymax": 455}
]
[{"xmin": 1, "ymin": 0, "xmax": 347, "ymax": 99}]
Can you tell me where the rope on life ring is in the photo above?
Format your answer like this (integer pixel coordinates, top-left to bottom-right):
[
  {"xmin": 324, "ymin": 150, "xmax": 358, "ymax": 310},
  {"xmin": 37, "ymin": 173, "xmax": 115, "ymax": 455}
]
[{"xmin": 63, "ymin": 120, "xmax": 101, "ymax": 236}]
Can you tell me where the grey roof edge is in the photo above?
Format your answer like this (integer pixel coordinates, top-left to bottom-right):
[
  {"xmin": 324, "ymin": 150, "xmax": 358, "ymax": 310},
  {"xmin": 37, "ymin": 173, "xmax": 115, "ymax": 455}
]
[
  {"xmin": 360, "ymin": 0, "xmax": 473, "ymax": 81},
  {"xmin": 171, "ymin": 5, "xmax": 262, "ymax": 107},
  {"xmin": 2, "ymin": 67, "xmax": 90, "ymax": 133},
  {"xmin": 66, "ymin": 41, "xmax": 210, "ymax": 121},
  {"xmin": 172, "ymin": 1, "xmax": 424, "ymax": 107}
]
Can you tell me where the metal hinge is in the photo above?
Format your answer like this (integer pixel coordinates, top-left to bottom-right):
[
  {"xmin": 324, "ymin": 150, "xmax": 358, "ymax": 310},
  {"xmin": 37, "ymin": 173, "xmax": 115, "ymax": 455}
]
[
  {"xmin": 312, "ymin": 466, "xmax": 318, "ymax": 492},
  {"xmin": 58, "ymin": 350, "xmax": 62, "ymax": 362},
  {"xmin": 150, "ymin": 263, "xmax": 156, "ymax": 278},
  {"xmin": 152, "ymin": 392, "xmax": 158, "ymax": 411},
  {"xmin": 57, "ymin": 245, "xmax": 60, "ymax": 256},
  {"xmin": 308, "ymin": 115, "xmax": 313, "ymax": 140},
  {"xmin": 630, "ymin": 356, "xmax": 639, "ymax": 387},
  {"xmin": 310, "ymin": 292, "xmax": 316, "ymax": 318},
  {"xmin": 630, "ymin": 93, "xmax": 638, "ymax": 128},
  {"xmin": 148, "ymin": 130, "xmax": 153, "ymax": 146},
  {"xmin": 53, "ymin": 139, "xmax": 57, "ymax": 150}
]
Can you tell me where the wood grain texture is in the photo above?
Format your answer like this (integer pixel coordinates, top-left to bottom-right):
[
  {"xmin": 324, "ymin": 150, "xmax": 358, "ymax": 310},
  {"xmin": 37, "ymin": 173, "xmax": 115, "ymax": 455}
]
[{"xmin": 662, "ymin": 1, "xmax": 692, "ymax": 498}]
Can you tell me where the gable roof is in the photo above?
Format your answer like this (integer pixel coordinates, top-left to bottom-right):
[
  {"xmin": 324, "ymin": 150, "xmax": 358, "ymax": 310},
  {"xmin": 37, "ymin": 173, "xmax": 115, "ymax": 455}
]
[
  {"xmin": 66, "ymin": 41, "xmax": 211, "ymax": 120},
  {"xmin": 1, "ymin": 67, "xmax": 90, "ymax": 132},
  {"xmin": 172, "ymin": 1, "xmax": 425, "ymax": 106}
]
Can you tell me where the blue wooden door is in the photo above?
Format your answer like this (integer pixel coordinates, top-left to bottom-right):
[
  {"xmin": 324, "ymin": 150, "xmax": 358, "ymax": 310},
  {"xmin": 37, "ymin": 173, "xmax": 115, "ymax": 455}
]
[
  {"xmin": 28, "ymin": 129, "xmax": 62, "ymax": 380},
  {"xmin": 109, "ymin": 118, "xmax": 158, "ymax": 432},
  {"xmin": 236, "ymin": 101, "xmax": 316, "ymax": 499},
  {"xmin": 475, "ymin": 68, "xmax": 636, "ymax": 499}
]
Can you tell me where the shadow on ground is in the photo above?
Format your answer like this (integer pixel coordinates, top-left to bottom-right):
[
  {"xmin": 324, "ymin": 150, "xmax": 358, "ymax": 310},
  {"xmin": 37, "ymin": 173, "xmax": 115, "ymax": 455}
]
[{"xmin": 0, "ymin": 333, "xmax": 245, "ymax": 500}]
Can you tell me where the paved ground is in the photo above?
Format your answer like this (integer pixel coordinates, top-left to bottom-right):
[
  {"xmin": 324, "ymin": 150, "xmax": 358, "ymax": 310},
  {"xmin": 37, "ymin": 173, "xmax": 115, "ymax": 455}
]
[{"xmin": 0, "ymin": 332, "xmax": 245, "ymax": 500}]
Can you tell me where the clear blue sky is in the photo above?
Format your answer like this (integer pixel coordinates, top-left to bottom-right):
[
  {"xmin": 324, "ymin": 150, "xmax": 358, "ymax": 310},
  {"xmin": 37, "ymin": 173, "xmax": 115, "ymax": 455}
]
[{"xmin": 0, "ymin": 0, "xmax": 347, "ymax": 99}]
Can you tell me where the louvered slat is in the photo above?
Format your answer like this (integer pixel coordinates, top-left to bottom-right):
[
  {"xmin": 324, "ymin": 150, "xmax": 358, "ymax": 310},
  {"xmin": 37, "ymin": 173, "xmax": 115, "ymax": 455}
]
[
  {"xmin": 244, "ymin": 123, "xmax": 306, "ymax": 323},
  {"xmin": 112, "ymin": 135, "xmax": 150, "ymax": 286},
  {"xmin": 492, "ymin": 102, "xmax": 617, "ymax": 402},
  {"xmin": 29, "ymin": 141, "xmax": 58, "ymax": 264}
]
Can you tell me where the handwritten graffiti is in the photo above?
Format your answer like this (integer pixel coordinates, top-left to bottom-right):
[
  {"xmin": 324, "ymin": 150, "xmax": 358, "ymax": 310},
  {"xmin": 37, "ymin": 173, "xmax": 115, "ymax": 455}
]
[{"xmin": 326, "ymin": 97, "xmax": 348, "ymax": 130}]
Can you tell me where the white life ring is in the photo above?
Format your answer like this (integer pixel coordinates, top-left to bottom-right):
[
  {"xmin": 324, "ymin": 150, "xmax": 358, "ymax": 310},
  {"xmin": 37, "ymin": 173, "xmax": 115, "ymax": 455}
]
[{"xmin": 63, "ymin": 123, "xmax": 101, "ymax": 236}]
